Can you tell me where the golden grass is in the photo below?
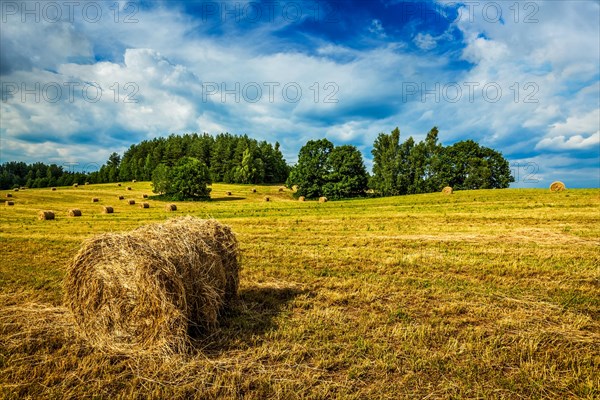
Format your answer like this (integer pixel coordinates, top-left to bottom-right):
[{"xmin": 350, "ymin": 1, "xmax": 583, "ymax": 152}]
[{"xmin": 0, "ymin": 183, "xmax": 598, "ymax": 399}]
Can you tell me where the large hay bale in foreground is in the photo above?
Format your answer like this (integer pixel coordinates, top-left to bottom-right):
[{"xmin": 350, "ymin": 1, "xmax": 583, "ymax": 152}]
[
  {"xmin": 550, "ymin": 181, "xmax": 566, "ymax": 192},
  {"xmin": 38, "ymin": 210, "xmax": 54, "ymax": 220},
  {"xmin": 64, "ymin": 217, "xmax": 240, "ymax": 354},
  {"xmin": 68, "ymin": 209, "xmax": 82, "ymax": 217},
  {"xmin": 102, "ymin": 206, "xmax": 114, "ymax": 214},
  {"xmin": 166, "ymin": 204, "xmax": 177, "ymax": 211},
  {"xmin": 442, "ymin": 186, "xmax": 453, "ymax": 195}
]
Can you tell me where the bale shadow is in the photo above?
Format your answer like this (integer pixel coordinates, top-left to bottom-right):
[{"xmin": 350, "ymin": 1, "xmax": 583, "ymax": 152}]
[{"xmin": 191, "ymin": 286, "xmax": 306, "ymax": 354}]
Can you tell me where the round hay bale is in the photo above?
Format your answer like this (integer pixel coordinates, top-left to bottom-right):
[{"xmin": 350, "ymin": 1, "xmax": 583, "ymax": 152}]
[
  {"xmin": 264, "ymin": 196, "xmax": 270, "ymax": 202},
  {"xmin": 166, "ymin": 204, "xmax": 177, "ymax": 211},
  {"xmin": 140, "ymin": 202, "xmax": 150, "ymax": 209},
  {"xmin": 226, "ymin": 191, "xmax": 232, "ymax": 196},
  {"xmin": 319, "ymin": 196, "xmax": 328, "ymax": 203},
  {"xmin": 442, "ymin": 186, "xmax": 453, "ymax": 195},
  {"xmin": 118, "ymin": 195, "xmax": 125, "ymax": 200},
  {"xmin": 73, "ymin": 183, "xmax": 78, "ymax": 188},
  {"xmin": 64, "ymin": 217, "xmax": 240, "ymax": 354},
  {"xmin": 102, "ymin": 206, "xmax": 114, "ymax": 214},
  {"xmin": 85, "ymin": 182, "xmax": 90, "ymax": 186},
  {"xmin": 298, "ymin": 196, "xmax": 305, "ymax": 202},
  {"xmin": 13, "ymin": 188, "xmax": 19, "ymax": 192},
  {"xmin": 5, "ymin": 201, "xmax": 15, "ymax": 206},
  {"xmin": 142, "ymin": 194, "xmax": 148, "ymax": 199},
  {"xmin": 278, "ymin": 186, "xmax": 285, "ymax": 192},
  {"xmin": 68, "ymin": 209, "xmax": 82, "ymax": 217},
  {"xmin": 550, "ymin": 181, "xmax": 566, "ymax": 192},
  {"xmin": 117, "ymin": 183, "xmax": 122, "ymax": 187},
  {"xmin": 128, "ymin": 200, "xmax": 136, "ymax": 205},
  {"xmin": 51, "ymin": 187, "xmax": 57, "ymax": 191},
  {"xmin": 132, "ymin": 180, "xmax": 137, "ymax": 183},
  {"xmin": 251, "ymin": 188, "xmax": 256, "ymax": 193},
  {"xmin": 91, "ymin": 198, "xmax": 99, "ymax": 203},
  {"xmin": 126, "ymin": 187, "xmax": 132, "ymax": 191},
  {"xmin": 38, "ymin": 210, "xmax": 54, "ymax": 220},
  {"xmin": 6, "ymin": 193, "xmax": 12, "ymax": 198}
]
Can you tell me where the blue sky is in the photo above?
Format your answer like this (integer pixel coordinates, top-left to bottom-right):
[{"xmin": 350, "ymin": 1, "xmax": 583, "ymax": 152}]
[{"xmin": 1, "ymin": 0, "xmax": 598, "ymax": 187}]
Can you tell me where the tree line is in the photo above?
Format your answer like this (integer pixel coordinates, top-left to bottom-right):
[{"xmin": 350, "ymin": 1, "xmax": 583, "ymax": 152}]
[{"xmin": 0, "ymin": 127, "xmax": 514, "ymax": 198}]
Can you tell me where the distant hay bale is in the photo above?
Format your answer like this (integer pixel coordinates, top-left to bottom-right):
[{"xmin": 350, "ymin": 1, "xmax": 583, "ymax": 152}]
[
  {"xmin": 5, "ymin": 201, "xmax": 15, "ymax": 206},
  {"xmin": 118, "ymin": 195, "xmax": 124, "ymax": 200},
  {"xmin": 85, "ymin": 182, "xmax": 89, "ymax": 186},
  {"xmin": 117, "ymin": 183, "xmax": 122, "ymax": 187},
  {"xmin": 140, "ymin": 202, "xmax": 150, "ymax": 209},
  {"xmin": 126, "ymin": 187, "xmax": 132, "ymax": 191},
  {"xmin": 319, "ymin": 196, "xmax": 328, "ymax": 203},
  {"xmin": 442, "ymin": 186, "xmax": 453, "ymax": 195},
  {"xmin": 278, "ymin": 186, "xmax": 285, "ymax": 192},
  {"xmin": 64, "ymin": 217, "xmax": 241, "ymax": 354},
  {"xmin": 298, "ymin": 196, "xmax": 305, "ymax": 202},
  {"xmin": 128, "ymin": 200, "xmax": 136, "ymax": 205},
  {"xmin": 51, "ymin": 187, "xmax": 57, "ymax": 191},
  {"xmin": 68, "ymin": 209, "xmax": 82, "ymax": 217},
  {"xmin": 251, "ymin": 188, "xmax": 256, "ymax": 193},
  {"xmin": 550, "ymin": 181, "xmax": 566, "ymax": 192},
  {"xmin": 6, "ymin": 193, "xmax": 12, "ymax": 198},
  {"xmin": 264, "ymin": 196, "xmax": 270, "ymax": 202},
  {"xmin": 91, "ymin": 198, "xmax": 99, "ymax": 203},
  {"xmin": 38, "ymin": 210, "xmax": 54, "ymax": 220},
  {"xmin": 142, "ymin": 194, "xmax": 148, "ymax": 199},
  {"xmin": 132, "ymin": 180, "xmax": 137, "ymax": 183},
  {"xmin": 102, "ymin": 206, "xmax": 114, "ymax": 214},
  {"xmin": 13, "ymin": 188, "xmax": 19, "ymax": 192},
  {"xmin": 73, "ymin": 183, "xmax": 78, "ymax": 188},
  {"xmin": 226, "ymin": 191, "xmax": 232, "ymax": 196},
  {"xmin": 166, "ymin": 204, "xmax": 177, "ymax": 211}
]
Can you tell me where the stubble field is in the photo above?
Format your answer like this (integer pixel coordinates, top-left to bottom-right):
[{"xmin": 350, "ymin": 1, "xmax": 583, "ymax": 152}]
[{"xmin": 0, "ymin": 183, "xmax": 598, "ymax": 399}]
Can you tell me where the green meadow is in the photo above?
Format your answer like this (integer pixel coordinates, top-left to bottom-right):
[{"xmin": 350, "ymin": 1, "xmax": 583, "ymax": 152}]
[{"xmin": 1, "ymin": 183, "xmax": 599, "ymax": 399}]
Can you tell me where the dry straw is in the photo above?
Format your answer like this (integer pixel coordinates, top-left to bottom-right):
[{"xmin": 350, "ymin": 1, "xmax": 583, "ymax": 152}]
[
  {"xmin": 140, "ymin": 202, "xmax": 150, "ymax": 209},
  {"xmin": 38, "ymin": 210, "xmax": 54, "ymax": 220},
  {"xmin": 5, "ymin": 201, "xmax": 15, "ymax": 206},
  {"xmin": 68, "ymin": 209, "xmax": 82, "ymax": 217},
  {"xmin": 6, "ymin": 193, "xmax": 12, "ymax": 198},
  {"xmin": 298, "ymin": 196, "xmax": 305, "ymax": 202},
  {"xmin": 319, "ymin": 196, "xmax": 328, "ymax": 203},
  {"xmin": 442, "ymin": 186, "xmax": 453, "ymax": 195},
  {"xmin": 128, "ymin": 200, "xmax": 136, "ymax": 205},
  {"xmin": 64, "ymin": 217, "xmax": 241, "ymax": 354},
  {"xmin": 91, "ymin": 198, "xmax": 99, "ymax": 203},
  {"xmin": 102, "ymin": 206, "xmax": 114, "ymax": 214},
  {"xmin": 550, "ymin": 181, "xmax": 566, "ymax": 192},
  {"xmin": 166, "ymin": 204, "xmax": 177, "ymax": 211}
]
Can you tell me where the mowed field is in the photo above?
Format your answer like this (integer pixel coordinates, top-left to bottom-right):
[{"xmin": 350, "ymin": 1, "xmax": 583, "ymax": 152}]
[{"xmin": 0, "ymin": 183, "xmax": 599, "ymax": 399}]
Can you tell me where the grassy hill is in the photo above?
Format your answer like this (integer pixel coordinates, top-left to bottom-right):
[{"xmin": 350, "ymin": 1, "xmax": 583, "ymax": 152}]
[{"xmin": 1, "ymin": 183, "xmax": 599, "ymax": 399}]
